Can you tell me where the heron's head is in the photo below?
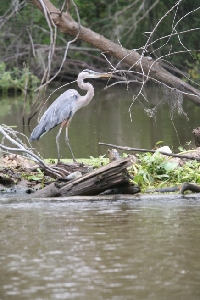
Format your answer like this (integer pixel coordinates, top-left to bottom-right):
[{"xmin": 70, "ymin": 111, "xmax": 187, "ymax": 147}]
[{"xmin": 80, "ymin": 69, "xmax": 112, "ymax": 79}]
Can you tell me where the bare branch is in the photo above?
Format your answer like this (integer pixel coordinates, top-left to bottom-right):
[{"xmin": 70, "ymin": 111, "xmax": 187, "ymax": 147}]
[
  {"xmin": 36, "ymin": 0, "xmax": 81, "ymax": 91},
  {"xmin": 99, "ymin": 142, "xmax": 200, "ymax": 161},
  {"xmin": 0, "ymin": 125, "xmax": 63, "ymax": 178}
]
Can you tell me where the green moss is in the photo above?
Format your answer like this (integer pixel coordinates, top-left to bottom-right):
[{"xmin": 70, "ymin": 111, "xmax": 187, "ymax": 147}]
[{"xmin": 44, "ymin": 156, "xmax": 109, "ymax": 168}]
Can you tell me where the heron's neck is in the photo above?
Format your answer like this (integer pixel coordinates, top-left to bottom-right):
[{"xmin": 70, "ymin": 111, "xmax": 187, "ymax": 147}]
[{"xmin": 77, "ymin": 79, "xmax": 94, "ymax": 108}]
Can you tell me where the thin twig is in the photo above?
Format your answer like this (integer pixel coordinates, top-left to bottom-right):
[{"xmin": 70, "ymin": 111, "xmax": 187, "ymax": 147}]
[
  {"xmin": 36, "ymin": 0, "xmax": 81, "ymax": 91},
  {"xmin": 22, "ymin": 63, "xmax": 29, "ymax": 125}
]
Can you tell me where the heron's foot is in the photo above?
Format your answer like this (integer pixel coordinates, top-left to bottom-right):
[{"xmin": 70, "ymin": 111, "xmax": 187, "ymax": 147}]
[
  {"xmin": 71, "ymin": 153, "xmax": 77, "ymax": 163},
  {"xmin": 57, "ymin": 158, "xmax": 78, "ymax": 165}
]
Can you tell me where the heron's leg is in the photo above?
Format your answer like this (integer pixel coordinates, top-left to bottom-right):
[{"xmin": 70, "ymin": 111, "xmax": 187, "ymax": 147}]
[
  {"xmin": 65, "ymin": 124, "xmax": 77, "ymax": 162},
  {"xmin": 56, "ymin": 126, "xmax": 62, "ymax": 163}
]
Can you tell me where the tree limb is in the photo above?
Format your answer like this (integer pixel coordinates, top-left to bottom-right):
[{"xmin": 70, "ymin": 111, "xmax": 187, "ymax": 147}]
[
  {"xmin": 99, "ymin": 142, "xmax": 200, "ymax": 161},
  {"xmin": 31, "ymin": 0, "xmax": 200, "ymax": 105},
  {"xmin": 0, "ymin": 125, "xmax": 63, "ymax": 178}
]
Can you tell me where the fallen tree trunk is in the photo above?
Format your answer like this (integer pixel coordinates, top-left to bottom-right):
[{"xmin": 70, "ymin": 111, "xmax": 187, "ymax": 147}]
[
  {"xmin": 31, "ymin": 0, "xmax": 200, "ymax": 105},
  {"xmin": 31, "ymin": 156, "xmax": 139, "ymax": 198}
]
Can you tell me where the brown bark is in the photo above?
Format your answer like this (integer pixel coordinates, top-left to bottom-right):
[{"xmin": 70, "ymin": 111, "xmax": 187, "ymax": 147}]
[
  {"xmin": 31, "ymin": 156, "xmax": 138, "ymax": 198},
  {"xmin": 31, "ymin": 0, "xmax": 200, "ymax": 105}
]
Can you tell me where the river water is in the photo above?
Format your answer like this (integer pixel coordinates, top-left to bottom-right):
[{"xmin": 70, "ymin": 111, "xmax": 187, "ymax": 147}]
[
  {"xmin": 1, "ymin": 198, "xmax": 200, "ymax": 299},
  {"xmin": 1, "ymin": 84, "xmax": 200, "ymax": 299}
]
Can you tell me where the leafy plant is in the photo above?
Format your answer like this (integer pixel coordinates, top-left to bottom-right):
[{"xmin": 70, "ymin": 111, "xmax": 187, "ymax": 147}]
[
  {"xmin": 130, "ymin": 150, "xmax": 200, "ymax": 191},
  {"xmin": 27, "ymin": 168, "xmax": 45, "ymax": 188},
  {"xmin": 0, "ymin": 62, "xmax": 39, "ymax": 93},
  {"xmin": 89, "ymin": 155, "xmax": 108, "ymax": 168}
]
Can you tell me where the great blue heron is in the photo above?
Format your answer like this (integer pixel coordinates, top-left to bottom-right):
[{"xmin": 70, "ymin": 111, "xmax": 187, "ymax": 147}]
[{"xmin": 30, "ymin": 69, "xmax": 112, "ymax": 163}]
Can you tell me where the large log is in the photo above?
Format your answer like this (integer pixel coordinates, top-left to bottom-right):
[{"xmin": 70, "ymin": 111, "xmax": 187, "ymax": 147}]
[{"xmin": 31, "ymin": 156, "xmax": 138, "ymax": 198}]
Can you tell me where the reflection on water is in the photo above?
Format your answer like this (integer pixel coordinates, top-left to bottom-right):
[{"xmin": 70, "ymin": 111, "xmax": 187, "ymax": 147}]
[
  {"xmin": 0, "ymin": 83, "xmax": 200, "ymax": 159},
  {"xmin": 1, "ymin": 199, "xmax": 200, "ymax": 299}
]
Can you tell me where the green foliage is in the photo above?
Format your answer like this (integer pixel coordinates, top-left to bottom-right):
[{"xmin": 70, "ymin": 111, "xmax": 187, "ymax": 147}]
[
  {"xmin": 131, "ymin": 151, "xmax": 200, "ymax": 191},
  {"xmin": 27, "ymin": 168, "xmax": 45, "ymax": 188},
  {"xmin": 0, "ymin": 62, "xmax": 39, "ymax": 93},
  {"xmin": 89, "ymin": 155, "xmax": 109, "ymax": 168}
]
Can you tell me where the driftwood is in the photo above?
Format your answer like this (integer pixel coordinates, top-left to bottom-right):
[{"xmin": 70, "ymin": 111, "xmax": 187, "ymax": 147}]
[
  {"xmin": 145, "ymin": 182, "xmax": 200, "ymax": 195},
  {"xmin": 31, "ymin": 156, "xmax": 139, "ymax": 198},
  {"xmin": 146, "ymin": 186, "xmax": 179, "ymax": 193},
  {"xmin": 180, "ymin": 182, "xmax": 200, "ymax": 194},
  {"xmin": 193, "ymin": 127, "xmax": 200, "ymax": 147}
]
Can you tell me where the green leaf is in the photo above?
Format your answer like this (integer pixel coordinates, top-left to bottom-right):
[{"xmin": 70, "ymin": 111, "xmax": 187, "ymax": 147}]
[
  {"xmin": 37, "ymin": 168, "xmax": 43, "ymax": 174},
  {"xmin": 155, "ymin": 141, "xmax": 164, "ymax": 146},
  {"xmin": 155, "ymin": 174, "xmax": 169, "ymax": 179},
  {"xmin": 162, "ymin": 161, "xmax": 179, "ymax": 172},
  {"xmin": 178, "ymin": 146, "xmax": 185, "ymax": 152},
  {"xmin": 28, "ymin": 175, "xmax": 42, "ymax": 181}
]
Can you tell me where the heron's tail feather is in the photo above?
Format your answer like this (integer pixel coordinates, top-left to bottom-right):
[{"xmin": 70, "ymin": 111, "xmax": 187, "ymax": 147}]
[{"xmin": 30, "ymin": 124, "xmax": 46, "ymax": 141}]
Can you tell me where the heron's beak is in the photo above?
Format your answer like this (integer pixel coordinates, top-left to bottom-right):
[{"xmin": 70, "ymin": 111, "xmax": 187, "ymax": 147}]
[
  {"xmin": 101, "ymin": 73, "xmax": 112, "ymax": 78},
  {"xmin": 98, "ymin": 72, "xmax": 112, "ymax": 78},
  {"xmin": 96, "ymin": 72, "xmax": 112, "ymax": 78}
]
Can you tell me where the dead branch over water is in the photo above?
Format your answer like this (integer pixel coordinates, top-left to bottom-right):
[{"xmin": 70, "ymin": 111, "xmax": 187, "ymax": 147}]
[
  {"xmin": 99, "ymin": 142, "xmax": 200, "ymax": 161},
  {"xmin": 30, "ymin": 0, "xmax": 200, "ymax": 106}
]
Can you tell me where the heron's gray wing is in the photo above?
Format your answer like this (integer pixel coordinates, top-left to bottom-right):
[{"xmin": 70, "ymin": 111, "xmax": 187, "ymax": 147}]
[{"xmin": 30, "ymin": 90, "xmax": 79, "ymax": 140}]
